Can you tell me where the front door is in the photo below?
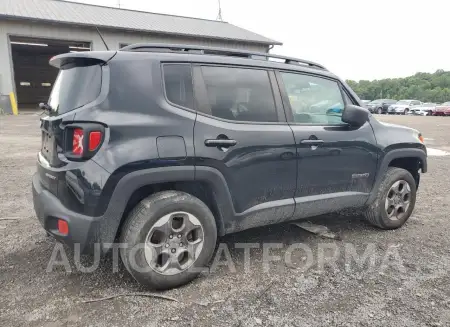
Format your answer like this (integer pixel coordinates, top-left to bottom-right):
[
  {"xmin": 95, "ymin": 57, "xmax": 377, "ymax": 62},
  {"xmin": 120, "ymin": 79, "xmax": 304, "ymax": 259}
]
[
  {"xmin": 276, "ymin": 71, "xmax": 379, "ymax": 218},
  {"xmin": 193, "ymin": 65, "xmax": 297, "ymax": 233}
]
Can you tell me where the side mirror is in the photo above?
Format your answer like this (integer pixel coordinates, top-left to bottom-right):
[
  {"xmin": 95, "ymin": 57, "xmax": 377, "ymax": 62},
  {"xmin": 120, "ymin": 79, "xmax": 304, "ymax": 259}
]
[{"xmin": 342, "ymin": 104, "xmax": 369, "ymax": 127}]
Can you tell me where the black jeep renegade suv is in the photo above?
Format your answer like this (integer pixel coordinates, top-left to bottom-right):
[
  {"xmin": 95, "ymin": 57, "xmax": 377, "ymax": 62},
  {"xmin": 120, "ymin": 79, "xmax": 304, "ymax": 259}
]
[{"xmin": 32, "ymin": 44, "xmax": 427, "ymax": 289}]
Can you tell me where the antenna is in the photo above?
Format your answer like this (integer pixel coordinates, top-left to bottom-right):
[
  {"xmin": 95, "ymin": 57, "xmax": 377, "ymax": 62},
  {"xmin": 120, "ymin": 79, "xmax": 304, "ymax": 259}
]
[
  {"xmin": 216, "ymin": 0, "xmax": 223, "ymax": 21},
  {"xmin": 95, "ymin": 27, "xmax": 110, "ymax": 50}
]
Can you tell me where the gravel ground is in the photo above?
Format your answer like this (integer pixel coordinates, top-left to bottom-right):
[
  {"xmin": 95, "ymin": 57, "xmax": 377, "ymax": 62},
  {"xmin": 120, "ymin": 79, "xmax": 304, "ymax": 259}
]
[{"xmin": 1, "ymin": 114, "xmax": 450, "ymax": 327}]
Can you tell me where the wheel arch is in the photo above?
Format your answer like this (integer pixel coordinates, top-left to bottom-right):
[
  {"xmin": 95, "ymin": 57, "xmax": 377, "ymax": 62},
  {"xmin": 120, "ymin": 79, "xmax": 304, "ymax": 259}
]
[
  {"xmin": 99, "ymin": 166, "xmax": 234, "ymax": 250},
  {"xmin": 367, "ymin": 148, "xmax": 427, "ymax": 205}
]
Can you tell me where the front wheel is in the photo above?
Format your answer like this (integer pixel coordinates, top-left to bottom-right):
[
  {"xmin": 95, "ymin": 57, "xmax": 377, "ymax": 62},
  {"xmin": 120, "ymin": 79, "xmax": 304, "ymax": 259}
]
[
  {"xmin": 365, "ymin": 167, "xmax": 417, "ymax": 229},
  {"xmin": 377, "ymin": 107, "xmax": 383, "ymax": 114},
  {"xmin": 119, "ymin": 191, "xmax": 217, "ymax": 290},
  {"xmin": 403, "ymin": 108, "xmax": 409, "ymax": 115}
]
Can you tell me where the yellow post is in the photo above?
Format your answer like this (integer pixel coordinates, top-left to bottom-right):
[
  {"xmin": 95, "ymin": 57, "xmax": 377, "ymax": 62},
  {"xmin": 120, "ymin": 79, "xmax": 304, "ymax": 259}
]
[{"xmin": 9, "ymin": 92, "xmax": 18, "ymax": 115}]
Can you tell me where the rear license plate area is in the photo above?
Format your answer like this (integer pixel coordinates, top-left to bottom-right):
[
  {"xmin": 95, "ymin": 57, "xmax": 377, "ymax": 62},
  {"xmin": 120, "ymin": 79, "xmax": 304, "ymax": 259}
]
[{"xmin": 41, "ymin": 131, "xmax": 55, "ymax": 161}]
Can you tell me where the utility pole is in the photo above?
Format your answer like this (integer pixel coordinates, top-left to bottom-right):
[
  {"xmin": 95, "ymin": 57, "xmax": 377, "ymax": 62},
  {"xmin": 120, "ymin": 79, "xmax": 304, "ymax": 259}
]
[
  {"xmin": 117, "ymin": 0, "xmax": 121, "ymax": 8},
  {"xmin": 216, "ymin": 0, "xmax": 223, "ymax": 21}
]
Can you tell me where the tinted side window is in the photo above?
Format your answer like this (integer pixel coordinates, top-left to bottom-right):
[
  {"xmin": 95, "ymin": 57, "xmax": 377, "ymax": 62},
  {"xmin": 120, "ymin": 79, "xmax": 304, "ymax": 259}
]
[
  {"xmin": 163, "ymin": 64, "xmax": 194, "ymax": 109},
  {"xmin": 280, "ymin": 72, "xmax": 344, "ymax": 124},
  {"xmin": 200, "ymin": 66, "xmax": 277, "ymax": 122}
]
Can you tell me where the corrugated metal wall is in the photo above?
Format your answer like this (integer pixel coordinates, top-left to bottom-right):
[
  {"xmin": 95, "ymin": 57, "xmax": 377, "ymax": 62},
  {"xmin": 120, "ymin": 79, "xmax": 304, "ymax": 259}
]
[{"xmin": 0, "ymin": 20, "xmax": 269, "ymax": 103}]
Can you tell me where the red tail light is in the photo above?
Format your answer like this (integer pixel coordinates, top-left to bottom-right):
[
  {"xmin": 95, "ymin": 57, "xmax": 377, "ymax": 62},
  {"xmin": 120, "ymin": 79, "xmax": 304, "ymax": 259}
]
[
  {"xmin": 72, "ymin": 128, "xmax": 84, "ymax": 155},
  {"xmin": 71, "ymin": 128, "xmax": 103, "ymax": 156},
  {"xmin": 66, "ymin": 124, "xmax": 104, "ymax": 160},
  {"xmin": 57, "ymin": 219, "xmax": 69, "ymax": 235},
  {"xmin": 89, "ymin": 131, "xmax": 102, "ymax": 151}
]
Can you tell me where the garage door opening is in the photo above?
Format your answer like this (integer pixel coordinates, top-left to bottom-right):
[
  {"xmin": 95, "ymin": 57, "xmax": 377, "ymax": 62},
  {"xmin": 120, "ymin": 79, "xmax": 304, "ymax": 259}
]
[{"xmin": 9, "ymin": 36, "xmax": 91, "ymax": 111}]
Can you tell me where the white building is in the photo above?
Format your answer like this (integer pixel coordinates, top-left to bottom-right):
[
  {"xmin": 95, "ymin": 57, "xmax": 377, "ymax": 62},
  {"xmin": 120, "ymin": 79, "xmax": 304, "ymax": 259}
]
[{"xmin": 0, "ymin": 0, "xmax": 280, "ymax": 112}]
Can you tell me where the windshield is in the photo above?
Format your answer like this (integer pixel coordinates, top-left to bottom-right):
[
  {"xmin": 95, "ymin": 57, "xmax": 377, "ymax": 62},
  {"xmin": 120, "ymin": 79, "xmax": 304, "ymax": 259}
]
[
  {"xmin": 48, "ymin": 64, "xmax": 102, "ymax": 115},
  {"xmin": 442, "ymin": 102, "xmax": 450, "ymax": 106},
  {"xmin": 369, "ymin": 100, "xmax": 382, "ymax": 104},
  {"xmin": 422, "ymin": 103, "xmax": 435, "ymax": 107},
  {"xmin": 396, "ymin": 100, "xmax": 410, "ymax": 105}
]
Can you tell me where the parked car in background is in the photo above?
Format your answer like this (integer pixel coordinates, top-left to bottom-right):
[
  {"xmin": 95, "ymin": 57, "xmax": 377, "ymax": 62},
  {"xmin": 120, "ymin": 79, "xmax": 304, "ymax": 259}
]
[
  {"xmin": 367, "ymin": 99, "xmax": 397, "ymax": 114},
  {"xmin": 408, "ymin": 103, "xmax": 436, "ymax": 116},
  {"xmin": 433, "ymin": 101, "xmax": 450, "ymax": 116},
  {"xmin": 388, "ymin": 100, "xmax": 422, "ymax": 115},
  {"xmin": 361, "ymin": 100, "xmax": 371, "ymax": 108}
]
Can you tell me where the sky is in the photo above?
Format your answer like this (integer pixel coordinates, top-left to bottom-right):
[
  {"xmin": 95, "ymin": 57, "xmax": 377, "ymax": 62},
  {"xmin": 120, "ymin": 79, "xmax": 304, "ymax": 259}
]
[{"xmin": 67, "ymin": 0, "xmax": 449, "ymax": 81}]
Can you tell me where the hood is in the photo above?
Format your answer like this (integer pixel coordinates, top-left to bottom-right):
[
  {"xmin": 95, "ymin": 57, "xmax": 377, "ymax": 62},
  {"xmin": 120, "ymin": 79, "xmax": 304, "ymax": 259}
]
[
  {"xmin": 379, "ymin": 121, "xmax": 419, "ymax": 133},
  {"xmin": 370, "ymin": 118, "xmax": 425, "ymax": 151}
]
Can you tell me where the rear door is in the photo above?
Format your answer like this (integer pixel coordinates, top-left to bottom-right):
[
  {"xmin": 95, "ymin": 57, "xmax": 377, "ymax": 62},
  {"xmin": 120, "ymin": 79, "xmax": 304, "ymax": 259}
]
[
  {"xmin": 192, "ymin": 65, "xmax": 297, "ymax": 232},
  {"xmin": 276, "ymin": 71, "xmax": 379, "ymax": 218}
]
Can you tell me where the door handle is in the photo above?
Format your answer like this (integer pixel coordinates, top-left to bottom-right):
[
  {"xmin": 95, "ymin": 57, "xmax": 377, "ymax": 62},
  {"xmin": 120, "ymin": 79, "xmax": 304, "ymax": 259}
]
[
  {"xmin": 204, "ymin": 139, "xmax": 237, "ymax": 147},
  {"xmin": 300, "ymin": 139, "xmax": 324, "ymax": 145}
]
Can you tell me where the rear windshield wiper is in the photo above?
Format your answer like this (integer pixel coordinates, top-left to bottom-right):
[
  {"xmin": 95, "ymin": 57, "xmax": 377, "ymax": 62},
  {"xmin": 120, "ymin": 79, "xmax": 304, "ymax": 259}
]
[{"xmin": 39, "ymin": 102, "xmax": 52, "ymax": 115}]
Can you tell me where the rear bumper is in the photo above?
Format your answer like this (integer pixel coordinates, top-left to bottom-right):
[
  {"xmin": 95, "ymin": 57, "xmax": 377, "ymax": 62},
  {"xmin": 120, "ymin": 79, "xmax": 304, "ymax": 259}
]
[{"xmin": 32, "ymin": 173, "xmax": 102, "ymax": 254}]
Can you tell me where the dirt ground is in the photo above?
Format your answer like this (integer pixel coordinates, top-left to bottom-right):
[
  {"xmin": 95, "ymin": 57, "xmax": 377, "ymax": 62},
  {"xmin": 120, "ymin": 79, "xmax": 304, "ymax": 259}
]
[{"xmin": 1, "ymin": 114, "xmax": 450, "ymax": 327}]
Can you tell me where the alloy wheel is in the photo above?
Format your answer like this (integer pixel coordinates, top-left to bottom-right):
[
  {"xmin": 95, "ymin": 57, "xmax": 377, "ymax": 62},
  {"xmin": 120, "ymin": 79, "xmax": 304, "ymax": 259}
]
[
  {"xmin": 144, "ymin": 211, "xmax": 204, "ymax": 275},
  {"xmin": 385, "ymin": 180, "xmax": 411, "ymax": 221}
]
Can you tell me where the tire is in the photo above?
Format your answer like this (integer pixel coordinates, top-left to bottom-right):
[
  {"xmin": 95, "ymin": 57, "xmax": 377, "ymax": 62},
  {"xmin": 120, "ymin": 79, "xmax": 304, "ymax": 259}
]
[
  {"xmin": 119, "ymin": 191, "xmax": 217, "ymax": 290},
  {"xmin": 377, "ymin": 107, "xmax": 382, "ymax": 114},
  {"xmin": 365, "ymin": 167, "xmax": 417, "ymax": 229},
  {"xmin": 403, "ymin": 108, "xmax": 409, "ymax": 115}
]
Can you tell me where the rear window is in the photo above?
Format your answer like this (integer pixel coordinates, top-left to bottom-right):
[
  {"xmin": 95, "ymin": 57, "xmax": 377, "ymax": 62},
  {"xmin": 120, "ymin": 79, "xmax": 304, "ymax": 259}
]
[{"xmin": 48, "ymin": 64, "xmax": 102, "ymax": 115}]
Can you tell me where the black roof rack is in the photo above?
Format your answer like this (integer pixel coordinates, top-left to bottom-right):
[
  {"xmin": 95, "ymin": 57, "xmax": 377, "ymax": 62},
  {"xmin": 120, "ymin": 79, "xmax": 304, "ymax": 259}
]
[{"xmin": 120, "ymin": 43, "xmax": 327, "ymax": 70}]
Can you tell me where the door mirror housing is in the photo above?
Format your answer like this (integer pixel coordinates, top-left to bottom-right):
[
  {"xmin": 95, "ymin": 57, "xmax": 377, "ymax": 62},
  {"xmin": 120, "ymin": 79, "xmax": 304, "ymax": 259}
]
[{"xmin": 342, "ymin": 104, "xmax": 369, "ymax": 127}]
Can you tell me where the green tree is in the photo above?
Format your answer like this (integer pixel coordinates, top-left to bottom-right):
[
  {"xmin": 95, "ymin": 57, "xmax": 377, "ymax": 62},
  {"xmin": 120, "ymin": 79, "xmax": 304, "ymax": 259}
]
[{"xmin": 346, "ymin": 70, "xmax": 450, "ymax": 103}]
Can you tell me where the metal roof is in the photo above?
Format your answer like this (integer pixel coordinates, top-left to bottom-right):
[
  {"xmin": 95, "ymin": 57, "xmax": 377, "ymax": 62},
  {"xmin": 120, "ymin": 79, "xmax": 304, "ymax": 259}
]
[{"xmin": 0, "ymin": 0, "xmax": 282, "ymax": 45}]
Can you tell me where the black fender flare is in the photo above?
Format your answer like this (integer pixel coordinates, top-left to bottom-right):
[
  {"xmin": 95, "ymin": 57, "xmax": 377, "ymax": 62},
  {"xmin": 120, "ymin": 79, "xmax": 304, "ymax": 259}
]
[
  {"xmin": 366, "ymin": 148, "xmax": 427, "ymax": 204},
  {"xmin": 195, "ymin": 166, "xmax": 237, "ymax": 235},
  {"xmin": 98, "ymin": 166, "xmax": 195, "ymax": 249},
  {"xmin": 99, "ymin": 166, "xmax": 234, "ymax": 249}
]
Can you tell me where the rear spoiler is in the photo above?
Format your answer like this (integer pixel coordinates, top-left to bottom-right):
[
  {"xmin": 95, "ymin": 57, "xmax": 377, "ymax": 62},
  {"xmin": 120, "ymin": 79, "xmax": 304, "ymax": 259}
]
[{"xmin": 50, "ymin": 51, "xmax": 117, "ymax": 69}]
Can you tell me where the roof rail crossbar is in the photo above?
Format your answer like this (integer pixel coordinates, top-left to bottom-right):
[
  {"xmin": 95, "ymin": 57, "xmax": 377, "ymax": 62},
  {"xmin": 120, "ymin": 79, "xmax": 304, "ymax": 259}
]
[{"xmin": 120, "ymin": 43, "xmax": 326, "ymax": 70}]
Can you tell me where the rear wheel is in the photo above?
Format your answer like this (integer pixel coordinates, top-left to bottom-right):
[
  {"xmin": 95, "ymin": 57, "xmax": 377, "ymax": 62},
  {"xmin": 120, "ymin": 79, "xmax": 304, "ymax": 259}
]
[
  {"xmin": 365, "ymin": 167, "xmax": 417, "ymax": 229},
  {"xmin": 119, "ymin": 191, "xmax": 217, "ymax": 290}
]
